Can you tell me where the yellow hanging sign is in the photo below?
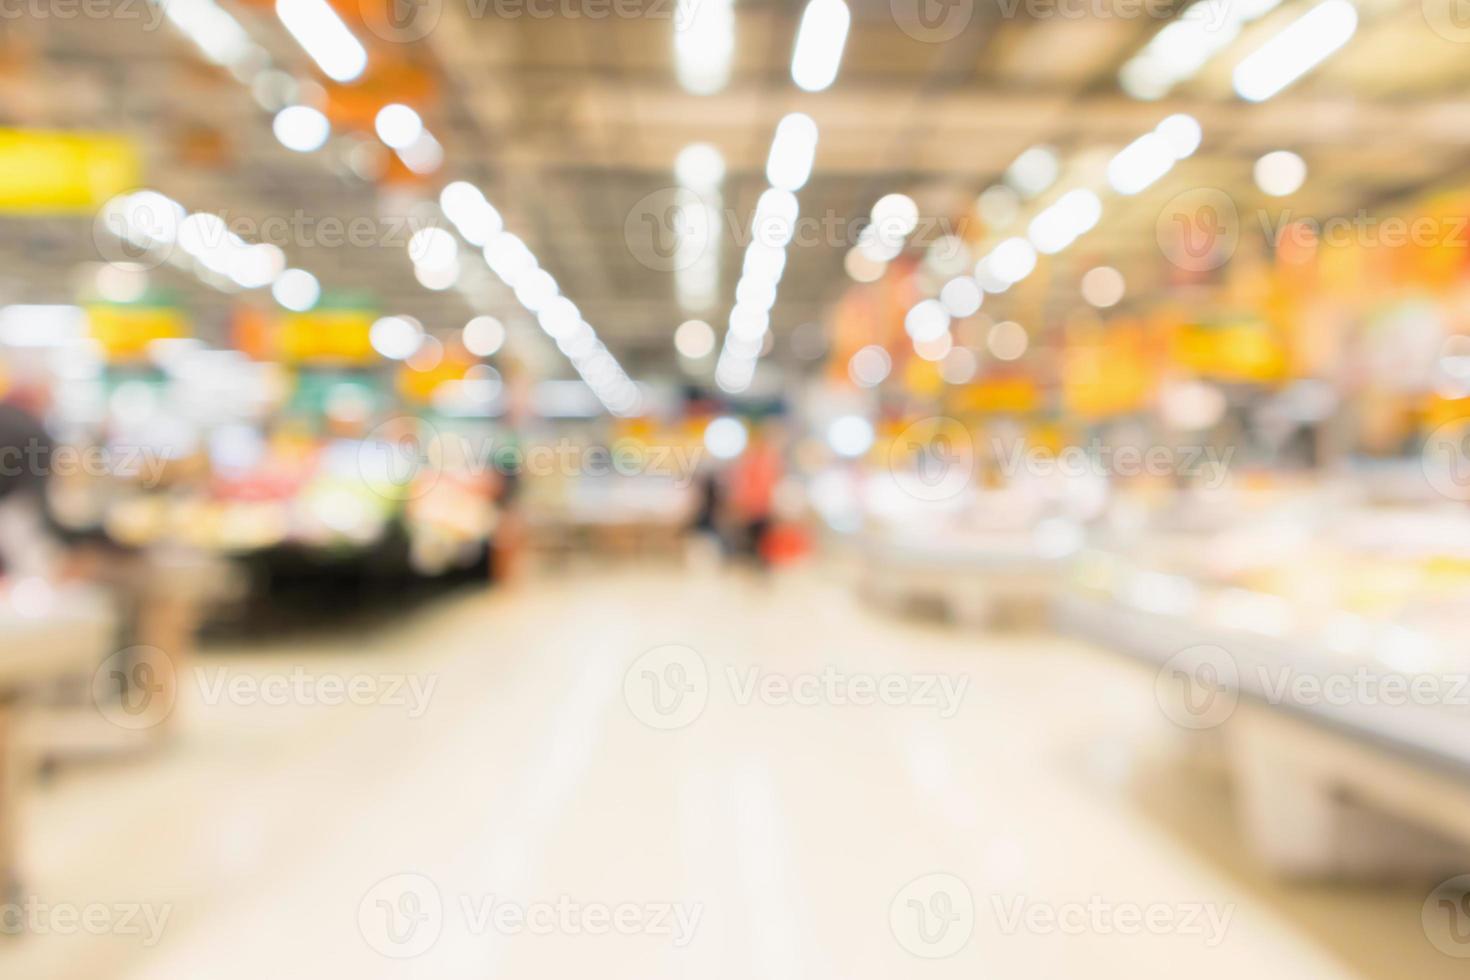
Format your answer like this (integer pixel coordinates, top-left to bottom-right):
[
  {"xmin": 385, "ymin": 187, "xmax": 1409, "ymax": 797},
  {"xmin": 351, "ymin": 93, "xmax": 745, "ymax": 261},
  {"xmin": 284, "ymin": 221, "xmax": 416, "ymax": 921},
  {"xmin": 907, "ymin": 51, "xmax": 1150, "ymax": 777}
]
[
  {"xmin": 87, "ymin": 304, "xmax": 189, "ymax": 360},
  {"xmin": 278, "ymin": 308, "xmax": 377, "ymax": 364},
  {"xmin": 0, "ymin": 130, "xmax": 140, "ymax": 214}
]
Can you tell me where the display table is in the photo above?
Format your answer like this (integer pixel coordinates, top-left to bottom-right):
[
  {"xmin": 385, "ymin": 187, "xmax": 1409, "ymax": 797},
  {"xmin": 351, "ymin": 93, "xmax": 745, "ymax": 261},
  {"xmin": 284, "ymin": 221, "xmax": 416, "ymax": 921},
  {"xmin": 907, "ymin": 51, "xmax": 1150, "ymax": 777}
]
[{"xmin": 0, "ymin": 587, "xmax": 115, "ymax": 911}]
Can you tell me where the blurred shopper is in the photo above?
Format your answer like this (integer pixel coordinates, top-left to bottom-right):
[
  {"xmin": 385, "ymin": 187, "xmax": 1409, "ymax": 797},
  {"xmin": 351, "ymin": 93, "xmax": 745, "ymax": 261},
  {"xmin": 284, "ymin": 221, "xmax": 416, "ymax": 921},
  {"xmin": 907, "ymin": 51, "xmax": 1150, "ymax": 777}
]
[
  {"xmin": 0, "ymin": 393, "xmax": 60, "ymax": 579},
  {"xmin": 490, "ymin": 445, "xmax": 526, "ymax": 586},
  {"xmin": 686, "ymin": 466, "xmax": 726, "ymax": 570},
  {"xmin": 727, "ymin": 426, "xmax": 783, "ymax": 571}
]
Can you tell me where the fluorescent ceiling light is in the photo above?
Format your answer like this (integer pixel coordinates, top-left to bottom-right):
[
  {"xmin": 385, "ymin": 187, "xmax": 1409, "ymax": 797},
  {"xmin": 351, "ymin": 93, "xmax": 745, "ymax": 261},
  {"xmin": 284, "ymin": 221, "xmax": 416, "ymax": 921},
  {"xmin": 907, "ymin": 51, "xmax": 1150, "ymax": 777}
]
[
  {"xmin": 1005, "ymin": 146, "xmax": 1059, "ymax": 198},
  {"xmin": 1118, "ymin": 0, "xmax": 1283, "ymax": 100},
  {"xmin": 675, "ymin": 0, "xmax": 734, "ymax": 95},
  {"xmin": 766, "ymin": 113, "xmax": 819, "ymax": 192},
  {"xmin": 1155, "ymin": 113, "xmax": 1202, "ymax": 159},
  {"xmin": 1027, "ymin": 189, "xmax": 1102, "ymax": 254},
  {"xmin": 1107, "ymin": 132, "xmax": 1176, "ymax": 195},
  {"xmin": 1233, "ymin": 0, "xmax": 1358, "ymax": 102},
  {"xmin": 987, "ymin": 237, "xmax": 1037, "ymax": 284},
  {"xmin": 397, "ymin": 130, "xmax": 443, "ymax": 175},
  {"xmin": 791, "ymin": 0, "xmax": 850, "ymax": 93},
  {"xmin": 483, "ymin": 231, "xmax": 537, "ymax": 286},
  {"xmin": 164, "ymin": 0, "xmax": 258, "ymax": 69},
  {"xmin": 904, "ymin": 299, "xmax": 950, "ymax": 342},
  {"xmin": 440, "ymin": 182, "xmax": 504, "ymax": 245},
  {"xmin": 675, "ymin": 143, "xmax": 725, "ymax": 190},
  {"xmin": 272, "ymin": 269, "xmax": 320, "ymax": 311},
  {"xmin": 374, "ymin": 104, "xmax": 423, "ymax": 149},
  {"xmin": 273, "ymin": 106, "xmax": 330, "ymax": 153},
  {"xmin": 275, "ymin": 0, "xmax": 368, "ymax": 83},
  {"xmin": 408, "ymin": 227, "xmax": 458, "ymax": 271}
]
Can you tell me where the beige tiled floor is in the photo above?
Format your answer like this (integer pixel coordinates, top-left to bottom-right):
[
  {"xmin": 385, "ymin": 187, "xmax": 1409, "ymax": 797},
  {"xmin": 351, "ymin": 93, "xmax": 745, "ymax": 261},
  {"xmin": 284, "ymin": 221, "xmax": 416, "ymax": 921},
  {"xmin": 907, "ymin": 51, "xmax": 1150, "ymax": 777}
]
[{"xmin": 3, "ymin": 566, "xmax": 1464, "ymax": 978}]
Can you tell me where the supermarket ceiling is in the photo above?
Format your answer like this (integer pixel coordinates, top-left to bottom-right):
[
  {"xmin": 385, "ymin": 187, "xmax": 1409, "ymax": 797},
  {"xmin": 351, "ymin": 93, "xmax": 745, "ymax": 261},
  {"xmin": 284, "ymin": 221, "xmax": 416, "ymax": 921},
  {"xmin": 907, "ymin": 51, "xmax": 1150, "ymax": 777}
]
[{"xmin": 3, "ymin": 0, "xmax": 1470, "ymax": 380}]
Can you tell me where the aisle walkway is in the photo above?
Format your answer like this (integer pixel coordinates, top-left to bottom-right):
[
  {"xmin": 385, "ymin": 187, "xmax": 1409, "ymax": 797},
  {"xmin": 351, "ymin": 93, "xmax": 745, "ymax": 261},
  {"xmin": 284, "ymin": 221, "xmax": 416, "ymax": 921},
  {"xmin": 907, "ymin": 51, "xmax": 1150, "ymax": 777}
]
[{"xmin": 3, "ymin": 567, "xmax": 1458, "ymax": 978}]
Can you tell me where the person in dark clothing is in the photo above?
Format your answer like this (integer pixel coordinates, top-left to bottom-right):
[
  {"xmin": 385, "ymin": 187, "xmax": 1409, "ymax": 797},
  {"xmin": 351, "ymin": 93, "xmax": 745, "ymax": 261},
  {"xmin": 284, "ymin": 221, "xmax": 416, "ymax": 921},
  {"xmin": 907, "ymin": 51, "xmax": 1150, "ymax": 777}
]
[
  {"xmin": 0, "ymin": 398, "xmax": 58, "ymax": 578},
  {"xmin": 0, "ymin": 400, "xmax": 52, "ymax": 502}
]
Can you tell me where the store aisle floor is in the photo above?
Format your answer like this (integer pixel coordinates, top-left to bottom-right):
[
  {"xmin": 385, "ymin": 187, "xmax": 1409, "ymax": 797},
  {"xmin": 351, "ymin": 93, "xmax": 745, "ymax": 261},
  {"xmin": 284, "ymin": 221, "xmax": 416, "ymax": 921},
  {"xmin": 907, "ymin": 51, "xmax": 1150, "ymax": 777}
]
[{"xmin": 4, "ymin": 567, "xmax": 1458, "ymax": 979}]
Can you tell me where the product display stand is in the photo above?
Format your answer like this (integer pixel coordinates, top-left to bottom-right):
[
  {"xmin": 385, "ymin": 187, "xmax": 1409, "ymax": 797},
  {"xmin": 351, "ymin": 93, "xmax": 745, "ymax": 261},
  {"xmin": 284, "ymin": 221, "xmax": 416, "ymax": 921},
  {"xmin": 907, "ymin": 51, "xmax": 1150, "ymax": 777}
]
[
  {"xmin": 126, "ymin": 549, "xmax": 232, "ymax": 739},
  {"xmin": 35, "ymin": 548, "xmax": 231, "ymax": 757},
  {"xmin": 1055, "ymin": 590, "xmax": 1470, "ymax": 879},
  {"xmin": 858, "ymin": 532, "xmax": 1065, "ymax": 628},
  {"xmin": 0, "ymin": 590, "xmax": 115, "ymax": 926}
]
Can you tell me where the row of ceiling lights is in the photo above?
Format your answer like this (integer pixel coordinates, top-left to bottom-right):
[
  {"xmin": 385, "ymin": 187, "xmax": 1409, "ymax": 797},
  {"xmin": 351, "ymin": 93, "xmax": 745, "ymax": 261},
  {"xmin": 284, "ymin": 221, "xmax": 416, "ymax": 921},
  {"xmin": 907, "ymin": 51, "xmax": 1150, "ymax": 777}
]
[
  {"xmin": 98, "ymin": 189, "xmax": 323, "ymax": 312},
  {"xmin": 151, "ymin": 0, "xmax": 639, "ymax": 407},
  {"xmin": 436, "ymin": 182, "xmax": 641, "ymax": 415},
  {"xmin": 703, "ymin": 0, "xmax": 851, "ymax": 393},
  {"xmin": 682, "ymin": 0, "xmax": 1353, "ymax": 392},
  {"xmin": 850, "ymin": 0, "xmax": 1360, "ymax": 386}
]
